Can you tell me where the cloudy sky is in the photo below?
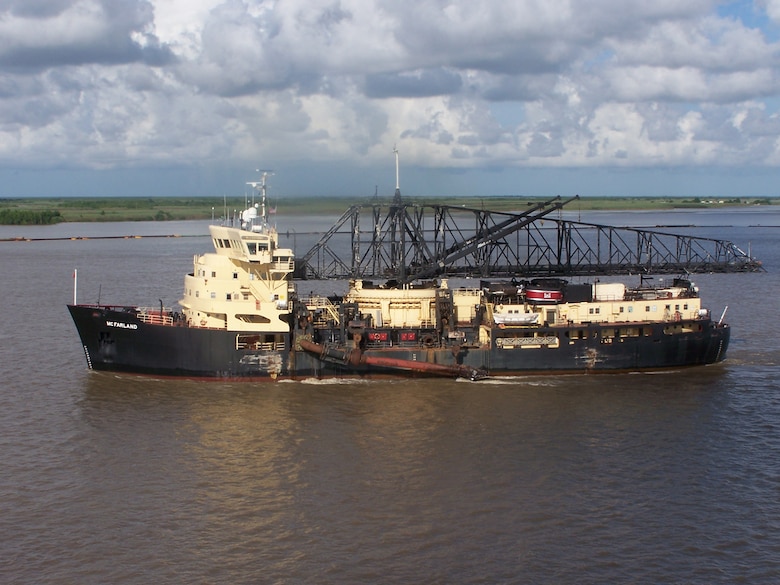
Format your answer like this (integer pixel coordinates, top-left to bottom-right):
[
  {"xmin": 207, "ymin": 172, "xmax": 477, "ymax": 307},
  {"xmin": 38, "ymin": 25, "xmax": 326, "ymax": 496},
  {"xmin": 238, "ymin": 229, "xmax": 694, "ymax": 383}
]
[{"xmin": 2, "ymin": 0, "xmax": 780, "ymax": 198}]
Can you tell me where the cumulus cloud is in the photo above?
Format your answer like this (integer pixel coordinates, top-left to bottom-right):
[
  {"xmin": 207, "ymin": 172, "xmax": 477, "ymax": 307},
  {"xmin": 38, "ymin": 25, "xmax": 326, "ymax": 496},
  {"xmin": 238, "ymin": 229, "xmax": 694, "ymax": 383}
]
[
  {"xmin": 365, "ymin": 69, "xmax": 463, "ymax": 98},
  {"xmin": 0, "ymin": 0, "xmax": 173, "ymax": 69},
  {"xmin": 1, "ymin": 0, "xmax": 780, "ymax": 186}
]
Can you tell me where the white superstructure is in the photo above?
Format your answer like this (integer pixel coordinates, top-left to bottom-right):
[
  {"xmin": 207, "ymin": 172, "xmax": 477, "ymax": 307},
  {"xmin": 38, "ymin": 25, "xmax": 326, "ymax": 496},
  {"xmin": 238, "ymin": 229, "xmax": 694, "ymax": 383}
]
[{"xmin": 179, "ymin": 174, "xmax": 295, "ymax": 332}]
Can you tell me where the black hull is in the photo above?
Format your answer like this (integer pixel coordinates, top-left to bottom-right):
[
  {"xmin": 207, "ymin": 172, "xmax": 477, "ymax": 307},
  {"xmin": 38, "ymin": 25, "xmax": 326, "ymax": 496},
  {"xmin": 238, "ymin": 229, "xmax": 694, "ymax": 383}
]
[{"xmin": 68, "ymin": 305, "xmax": 730, "ymax": 380}]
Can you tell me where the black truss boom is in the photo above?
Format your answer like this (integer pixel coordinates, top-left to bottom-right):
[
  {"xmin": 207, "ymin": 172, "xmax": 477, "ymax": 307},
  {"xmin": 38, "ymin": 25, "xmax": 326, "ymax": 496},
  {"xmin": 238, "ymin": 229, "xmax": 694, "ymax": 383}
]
[{"xmin": 294, "ymin": 195, "xmax": 763, "ymax": 281}]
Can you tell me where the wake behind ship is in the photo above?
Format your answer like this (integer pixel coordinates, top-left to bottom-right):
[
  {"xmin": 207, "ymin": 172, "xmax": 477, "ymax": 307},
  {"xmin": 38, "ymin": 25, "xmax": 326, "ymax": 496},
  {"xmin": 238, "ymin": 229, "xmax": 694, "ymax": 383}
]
[{"xmin": 68, "ymin": 175, "xmax": 736, "ymax": 381}]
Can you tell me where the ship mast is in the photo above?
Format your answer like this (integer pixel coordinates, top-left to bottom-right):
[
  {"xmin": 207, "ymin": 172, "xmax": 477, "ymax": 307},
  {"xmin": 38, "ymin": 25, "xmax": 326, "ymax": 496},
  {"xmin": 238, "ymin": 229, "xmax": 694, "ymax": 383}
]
[
  {"xmin": 390, "ymin": 146, "xmax": 405, "ymax": 279},
  {"xmin": 247, "ymin": 170, "xmax": 273, "ymax": 226},
  {"xmin": 394, "ymin": 145, "xmax": 400, "ymax": 194}
]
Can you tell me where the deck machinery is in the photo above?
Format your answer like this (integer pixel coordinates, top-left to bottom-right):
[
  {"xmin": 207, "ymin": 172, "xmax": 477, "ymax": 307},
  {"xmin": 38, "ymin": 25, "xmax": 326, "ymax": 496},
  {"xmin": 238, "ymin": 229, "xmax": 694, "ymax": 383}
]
[{"xmin": 294, "ymin": 190, "xmax": 762, "ymax": 282}]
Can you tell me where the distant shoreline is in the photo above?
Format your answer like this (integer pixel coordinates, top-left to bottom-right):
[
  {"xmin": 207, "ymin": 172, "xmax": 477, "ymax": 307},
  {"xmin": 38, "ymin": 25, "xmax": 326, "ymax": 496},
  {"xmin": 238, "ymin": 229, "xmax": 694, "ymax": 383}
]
[{"xmin": 0, "ymin": 195, "xmax": 777, "ymax": 225}]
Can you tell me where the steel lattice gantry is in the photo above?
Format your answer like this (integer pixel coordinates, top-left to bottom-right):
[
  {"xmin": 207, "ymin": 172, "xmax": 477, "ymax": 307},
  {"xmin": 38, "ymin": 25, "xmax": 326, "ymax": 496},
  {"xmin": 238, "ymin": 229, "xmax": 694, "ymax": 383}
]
[{"xmin": 294, "ymin": 194, "xmax": 763, "ymax": 282}]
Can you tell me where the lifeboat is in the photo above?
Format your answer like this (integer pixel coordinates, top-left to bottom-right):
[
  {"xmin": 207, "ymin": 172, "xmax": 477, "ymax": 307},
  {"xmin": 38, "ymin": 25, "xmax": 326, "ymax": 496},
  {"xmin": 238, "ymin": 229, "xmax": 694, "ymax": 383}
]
[{"xmin": 493, "ymin": 312, "xmax": 540, "ymax": 325}]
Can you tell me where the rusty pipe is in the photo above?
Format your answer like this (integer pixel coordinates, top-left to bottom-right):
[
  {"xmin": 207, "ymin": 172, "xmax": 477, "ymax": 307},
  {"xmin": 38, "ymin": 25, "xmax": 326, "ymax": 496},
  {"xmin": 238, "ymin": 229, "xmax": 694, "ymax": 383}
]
[{"xmin": 298, "ymin": 338, "xmax": 486, "ymax": 380}]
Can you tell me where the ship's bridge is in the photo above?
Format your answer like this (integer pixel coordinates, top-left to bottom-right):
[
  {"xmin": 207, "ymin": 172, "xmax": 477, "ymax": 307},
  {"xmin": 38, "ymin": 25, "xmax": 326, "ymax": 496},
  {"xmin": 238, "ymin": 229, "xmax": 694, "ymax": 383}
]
[
  {"xmin": 209, "ymin": 224, "xmax": 274, "ymax": 263},
  {"xmin": 208, "ymin": 224, "xmax": 295, "ymax": 273}
]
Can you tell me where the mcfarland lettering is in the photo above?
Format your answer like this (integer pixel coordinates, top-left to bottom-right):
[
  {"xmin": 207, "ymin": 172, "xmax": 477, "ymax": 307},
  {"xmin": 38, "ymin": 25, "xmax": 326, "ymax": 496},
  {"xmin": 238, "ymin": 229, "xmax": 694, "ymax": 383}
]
[{"xmin": 106, "ymin": 321, "xmax": 138, "ymax": 330}]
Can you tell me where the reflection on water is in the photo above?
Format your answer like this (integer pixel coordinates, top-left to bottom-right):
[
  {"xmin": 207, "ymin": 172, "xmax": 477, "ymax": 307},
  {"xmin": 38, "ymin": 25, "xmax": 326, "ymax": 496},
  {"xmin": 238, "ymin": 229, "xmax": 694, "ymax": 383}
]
[{"xmin": 69, "ymin": 365, "xmax": 772, "ymax": 583}]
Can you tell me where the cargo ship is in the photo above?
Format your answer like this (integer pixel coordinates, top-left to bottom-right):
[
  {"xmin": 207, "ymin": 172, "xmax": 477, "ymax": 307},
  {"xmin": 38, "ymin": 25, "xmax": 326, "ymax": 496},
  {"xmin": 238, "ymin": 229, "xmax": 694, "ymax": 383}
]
[{"xmin": 68, "ymin": 178, "xmax": 731, "ymax": 380}]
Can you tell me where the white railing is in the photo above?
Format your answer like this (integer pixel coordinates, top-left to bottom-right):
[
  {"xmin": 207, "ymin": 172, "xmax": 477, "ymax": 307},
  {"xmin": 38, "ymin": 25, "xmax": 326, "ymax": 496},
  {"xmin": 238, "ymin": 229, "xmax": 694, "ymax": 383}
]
[{"xmin": 136, "ymin": 309, "xmax": 174, "ymax": 326}]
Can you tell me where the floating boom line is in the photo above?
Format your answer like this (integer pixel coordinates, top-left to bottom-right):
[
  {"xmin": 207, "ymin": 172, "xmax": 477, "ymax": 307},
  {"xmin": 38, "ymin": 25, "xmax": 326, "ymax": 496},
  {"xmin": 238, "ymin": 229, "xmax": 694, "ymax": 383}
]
[{"xmin": 294, "ymin": 198, "xmax": 763, "ymax": 281}]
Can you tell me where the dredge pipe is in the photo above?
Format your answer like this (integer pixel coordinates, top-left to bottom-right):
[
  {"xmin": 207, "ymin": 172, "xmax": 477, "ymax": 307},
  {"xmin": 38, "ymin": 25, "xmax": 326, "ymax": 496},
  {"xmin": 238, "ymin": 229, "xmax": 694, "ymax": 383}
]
[
  {"xmin": 298, "ymin": 339, "xmax": 486, "ymax": 380},
  {"xmin": 360, "ymin": 354, "xmax": 483, "ymax": 380}
]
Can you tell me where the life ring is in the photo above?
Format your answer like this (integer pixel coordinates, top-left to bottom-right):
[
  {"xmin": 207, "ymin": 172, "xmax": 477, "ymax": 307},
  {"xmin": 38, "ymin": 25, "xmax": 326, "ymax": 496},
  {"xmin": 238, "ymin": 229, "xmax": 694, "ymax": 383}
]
[
  {"xmin": 496, "ymin": 304, "xmax": 504, "ymax": 312},
  {"xmin": 200, "ymin": 319, "xmax": 207, "ymax": 327},
  {"xmin": 422, "ymin": 334, "xmax": 435, "ymax": 347}
]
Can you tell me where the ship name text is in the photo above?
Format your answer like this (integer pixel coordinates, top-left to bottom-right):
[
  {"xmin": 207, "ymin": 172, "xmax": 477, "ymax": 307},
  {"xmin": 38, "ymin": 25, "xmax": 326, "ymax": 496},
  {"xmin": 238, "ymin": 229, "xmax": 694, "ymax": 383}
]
[{"xmin": 106, "ymin": 321, "xmax": 138, "ymax": 330}]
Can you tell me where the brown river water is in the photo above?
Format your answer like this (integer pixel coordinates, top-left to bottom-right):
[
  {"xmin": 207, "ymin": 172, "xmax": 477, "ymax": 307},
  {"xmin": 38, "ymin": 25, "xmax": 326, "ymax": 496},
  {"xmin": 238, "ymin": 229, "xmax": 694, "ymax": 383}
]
[{"xmin": 1, "ymin": 208, "xmax": 779, "ymax": 584}]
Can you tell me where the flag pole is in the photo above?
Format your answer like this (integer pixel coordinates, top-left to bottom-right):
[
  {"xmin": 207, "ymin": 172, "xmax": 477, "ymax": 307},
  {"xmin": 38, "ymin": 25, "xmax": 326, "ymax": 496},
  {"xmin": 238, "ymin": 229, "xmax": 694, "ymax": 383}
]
[{"xmin": 73, "ymin": 269, "xmax": 77, "ymax": 305}]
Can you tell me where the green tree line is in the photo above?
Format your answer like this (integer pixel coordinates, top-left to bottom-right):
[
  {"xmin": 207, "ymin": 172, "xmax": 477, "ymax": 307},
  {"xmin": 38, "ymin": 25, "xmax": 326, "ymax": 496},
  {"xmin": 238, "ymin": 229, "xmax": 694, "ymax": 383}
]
[{"xmin": 0, "ymin": 209, "xmax": 63, "ymax": 225}]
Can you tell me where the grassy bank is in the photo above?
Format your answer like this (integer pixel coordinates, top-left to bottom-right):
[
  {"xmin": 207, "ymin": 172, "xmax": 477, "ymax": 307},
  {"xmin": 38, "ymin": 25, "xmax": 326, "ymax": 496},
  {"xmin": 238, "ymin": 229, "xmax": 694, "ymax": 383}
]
[{"xmin": 0, "ymin": 195, "xmax": 776, "ymax": 224}]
